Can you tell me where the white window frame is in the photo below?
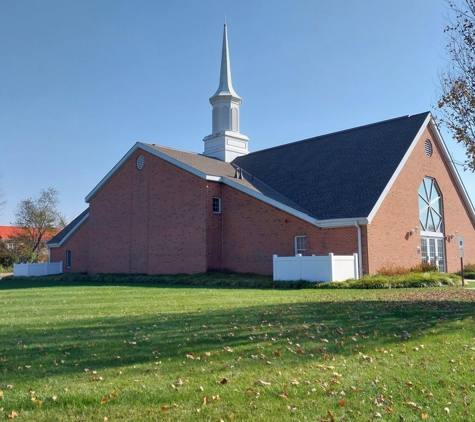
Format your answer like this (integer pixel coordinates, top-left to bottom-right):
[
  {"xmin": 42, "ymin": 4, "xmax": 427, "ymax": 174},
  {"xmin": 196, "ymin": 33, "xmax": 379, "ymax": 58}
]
[
  {"xmin": 213, "ymin": 197, "xmax": 222, "ymax": 214},
  {"xmin": 294, "ymin": 236, "xmax": 307, "ymax": 256}
]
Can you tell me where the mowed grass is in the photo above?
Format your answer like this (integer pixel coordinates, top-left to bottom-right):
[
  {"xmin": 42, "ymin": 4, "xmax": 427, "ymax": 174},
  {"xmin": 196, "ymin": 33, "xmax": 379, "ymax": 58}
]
[{"xmin": 0, "ymin": 279, "xmax": 474, "ymax": 421}]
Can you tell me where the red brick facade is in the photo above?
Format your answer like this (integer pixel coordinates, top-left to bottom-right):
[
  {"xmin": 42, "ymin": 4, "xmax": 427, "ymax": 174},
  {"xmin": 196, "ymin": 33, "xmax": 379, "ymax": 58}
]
[
  {"xmin": 50, "ymin": 126, "xmax": 475, "ymax": 276},
  {"xmin": 367, "ymin": 126, "xmax": 475, "ymax": 273}
]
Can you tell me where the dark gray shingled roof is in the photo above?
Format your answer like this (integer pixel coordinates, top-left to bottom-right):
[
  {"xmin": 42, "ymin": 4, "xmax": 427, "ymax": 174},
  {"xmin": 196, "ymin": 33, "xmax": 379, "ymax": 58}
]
[
  {"xmin": 47, "ymin": 208, "xmax": 89, "ymax": 246},
  {"xmin": 233, "ymin": 112, "xmax": 430, "ymax": 220}
]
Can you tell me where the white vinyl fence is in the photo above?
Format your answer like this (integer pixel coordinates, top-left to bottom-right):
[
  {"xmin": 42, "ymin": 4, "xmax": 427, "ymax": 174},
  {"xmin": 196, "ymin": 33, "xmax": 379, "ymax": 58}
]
[
  {"xmin": 273, "ymin": 253, "xmax": 359, "ymax": 282},
  {"xmin": 13, "ymin": 262, "xmax": 63, "ymax": 277}
]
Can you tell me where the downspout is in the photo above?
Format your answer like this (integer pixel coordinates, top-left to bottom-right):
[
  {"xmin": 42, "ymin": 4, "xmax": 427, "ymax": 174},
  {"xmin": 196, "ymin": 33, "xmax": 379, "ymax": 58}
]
[{"xmin": 354, "ymin": 221, "xmax": 363, "ymax": 278}]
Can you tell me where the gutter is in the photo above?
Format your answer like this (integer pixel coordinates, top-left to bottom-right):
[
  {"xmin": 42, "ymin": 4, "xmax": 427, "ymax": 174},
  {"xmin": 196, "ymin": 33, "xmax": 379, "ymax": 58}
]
[{"xmin": 355, "ymin": 221, "xmax": 363, "ymax": 277}]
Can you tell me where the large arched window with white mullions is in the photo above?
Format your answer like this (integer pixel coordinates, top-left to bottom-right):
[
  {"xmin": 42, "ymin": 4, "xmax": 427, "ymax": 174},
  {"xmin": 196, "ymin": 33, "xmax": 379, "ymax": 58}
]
[
  {"xmin": 418, "ymin": 177, "xmax": 443, "ymax": 232},
  {"xmin": 418, "ymin": 177, "xmax": 445, "ymax": 271}
]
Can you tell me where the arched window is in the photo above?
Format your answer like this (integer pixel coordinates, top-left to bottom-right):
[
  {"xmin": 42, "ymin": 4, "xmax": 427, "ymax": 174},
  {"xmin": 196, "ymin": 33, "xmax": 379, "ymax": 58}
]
[
  {"xmin": 222, "ymin": 106, "xmax": 230, "ymax": 130},
  {"xmin": 232, "ymin": 107, "xmax": 239, "ymax": 131},
  {"xmin": 418, "ymin": 177, "xmax": 443, "ymax": 232},
  {"xmin": 418, "ymin": 177, "xmax": 445, "ymax": 272},
  {"xmin": 213, "ymin": 108, "xmax": 220, "ymax": 133}
]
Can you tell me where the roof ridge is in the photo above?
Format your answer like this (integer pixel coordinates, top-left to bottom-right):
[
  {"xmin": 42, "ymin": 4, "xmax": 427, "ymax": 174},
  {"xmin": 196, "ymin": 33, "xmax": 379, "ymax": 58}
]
[{"xmin": 241, "ymin": 111, "xmax": 431, "ymax": 157}]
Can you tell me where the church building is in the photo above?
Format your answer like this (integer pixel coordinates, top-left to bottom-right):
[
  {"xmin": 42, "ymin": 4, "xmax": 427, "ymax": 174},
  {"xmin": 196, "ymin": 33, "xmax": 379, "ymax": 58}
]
[{"xmin": 48, "ymin": 25, "xmax": 475, "ymax": 276}]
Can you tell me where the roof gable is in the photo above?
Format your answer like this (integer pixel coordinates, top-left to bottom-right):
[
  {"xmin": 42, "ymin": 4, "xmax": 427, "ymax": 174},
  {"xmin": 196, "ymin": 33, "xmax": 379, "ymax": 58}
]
[{"xmin": 47, "ymin": 209, "xmax": 89, "ymax": 248}]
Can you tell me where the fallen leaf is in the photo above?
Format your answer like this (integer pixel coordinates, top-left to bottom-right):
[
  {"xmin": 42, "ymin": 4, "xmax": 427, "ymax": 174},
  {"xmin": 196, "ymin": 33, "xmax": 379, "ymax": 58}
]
[
  {"xmin": 101, "ymin": 397, "xmax": 107, "ymax": 404},
  {"xmin": 161, "ymin": 406, "xmax": 169, "ymax": 411},
  {"xmin": 219, "ymin": 377, "xmax": 228, "ymax": 385},
  {"xmin": 255, "ymin": 380, "xmax": 271, "ymax": 386},
  {"xmin": 7, "ymin": 411, "xmax": 18, "ymax": 419},
  {"xmin": 422, "ymin": 414, "xmax": 429, "ymax": 420}
]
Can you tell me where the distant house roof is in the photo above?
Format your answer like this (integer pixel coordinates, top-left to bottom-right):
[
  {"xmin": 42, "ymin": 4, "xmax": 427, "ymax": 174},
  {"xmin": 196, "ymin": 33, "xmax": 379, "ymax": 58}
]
[
  {"xmin": 0, "ymin": 226, "xmax": 21, "ymax": 240},
  {"xmin": 0, "ymin": 226, "xmax": 60, "ymax": 242},
  {"xmin": 47, "ymin": 208, "xmax": 89, "ymax": 248}
]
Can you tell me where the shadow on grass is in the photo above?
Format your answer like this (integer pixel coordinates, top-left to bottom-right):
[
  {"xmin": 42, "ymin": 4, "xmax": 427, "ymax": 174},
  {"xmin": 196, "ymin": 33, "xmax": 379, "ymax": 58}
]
[{"xmin": 1, "ymin": 285, "xmax": 474, "ymax": 381}]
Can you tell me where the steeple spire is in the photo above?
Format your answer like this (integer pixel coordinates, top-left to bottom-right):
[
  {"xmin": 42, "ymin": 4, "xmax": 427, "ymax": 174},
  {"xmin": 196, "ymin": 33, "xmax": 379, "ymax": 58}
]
[
  {"xmin": 211, "ymin": 23, "xmax": 241, "ymax": 100},
  {"xmin": 203, "ymin": 23, "xmax": 249, "ymax": 162}
]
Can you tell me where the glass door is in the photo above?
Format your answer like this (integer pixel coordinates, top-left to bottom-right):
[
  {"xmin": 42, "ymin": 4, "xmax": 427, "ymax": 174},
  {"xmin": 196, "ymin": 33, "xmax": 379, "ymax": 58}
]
[{"xmin": 421, "ymin": 237, "xmax": 445, "ymax": 272}]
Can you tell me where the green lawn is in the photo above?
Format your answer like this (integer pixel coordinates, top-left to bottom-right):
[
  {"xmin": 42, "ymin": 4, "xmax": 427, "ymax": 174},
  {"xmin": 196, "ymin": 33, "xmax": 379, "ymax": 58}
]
[{"xmin": 0, "ymin": 279, "xmax": 474, "ymax": 421}]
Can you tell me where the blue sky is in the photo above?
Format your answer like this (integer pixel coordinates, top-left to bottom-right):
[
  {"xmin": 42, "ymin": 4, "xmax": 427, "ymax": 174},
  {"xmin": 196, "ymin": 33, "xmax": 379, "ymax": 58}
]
[{"xmin": 1, "ymin": 0, "xmax": 474, "ymax": 225}]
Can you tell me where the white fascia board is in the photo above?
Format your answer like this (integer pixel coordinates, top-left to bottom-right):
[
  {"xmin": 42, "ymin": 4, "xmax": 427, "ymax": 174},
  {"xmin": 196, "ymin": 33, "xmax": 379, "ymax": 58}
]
[
  {"xmin": 429, "ymin": 120, "xmax": 475, "ymax": 224},
  {"xmin": 47, "ymin": 212, "xmax": 90, "ymax": 249},
  {"xmin": 85, "ymin": 143, "xmax": 142, "ymax": 203},
  {"xmin": 85, "ymin": 142, "xmax": 208, "ymax": 203},
  {"xmin": 221, "ymin": 177, "xmax": 320, "ymax": 225},
  {"xmin": 316, "ymin": 217, "xmax": 369, "ymax": 228},
  {"xmin": 366, "ymin": 114, "xmax": 432, "ymax": 224}
]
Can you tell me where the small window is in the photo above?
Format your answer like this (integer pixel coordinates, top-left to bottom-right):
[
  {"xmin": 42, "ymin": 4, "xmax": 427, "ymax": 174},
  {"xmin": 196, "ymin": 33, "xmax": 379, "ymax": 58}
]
[
  {"xmin": 213, "ymin": 197, "xmax": 222, "ymax": 214},
  {"xmin": 66, "ymin": 250, "xmax": 72, "ymax": 269},
  {"xmin": 424, "ymin": 139, "xmax": 433, "ymax": 157},
  {"xmin": 137, "ymin": 154, "xmax": 145, "ymax": 170},
  {"xmin": 294, "ymin": 236, "xmax": 307, "ymax": 255},
  {"xmin": 7, "ymin": 243, "xmax": 14, "ymax": 250}
]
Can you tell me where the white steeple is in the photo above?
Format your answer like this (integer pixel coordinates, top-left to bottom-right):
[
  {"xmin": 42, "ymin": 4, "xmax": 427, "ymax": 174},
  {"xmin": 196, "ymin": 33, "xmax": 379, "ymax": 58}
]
[{"xmin": 203, "ymin": 24, "xmax": 249, "ymax": 162}]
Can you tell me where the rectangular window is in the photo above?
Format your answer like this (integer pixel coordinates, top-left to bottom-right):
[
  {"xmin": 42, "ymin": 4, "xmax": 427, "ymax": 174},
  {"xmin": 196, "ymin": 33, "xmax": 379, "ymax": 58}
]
[
  {"xmin": 66, "ymin": 250, "xmax": 72, "ymax": 269},
  {"xmin": 7, "ymin": 243, "xmax": 14, "ymax": 250},
  {"xmin": 294, "ymin": 236, "xmax": 307, "ymax": 255},
  {"xmin": 213, "ymin": 197, "xmax": 221, "ymax": 214}
]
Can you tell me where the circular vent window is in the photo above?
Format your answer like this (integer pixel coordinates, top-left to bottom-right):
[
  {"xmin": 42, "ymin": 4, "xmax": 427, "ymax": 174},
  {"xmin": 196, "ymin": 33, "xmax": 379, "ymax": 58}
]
[
  {"xmin": 137, "ymin": 154, "xmax": 145, "ymax": 170},
  {"xmin": 424, "ymin": 139, "xmax": 433, "ymax": 157}
]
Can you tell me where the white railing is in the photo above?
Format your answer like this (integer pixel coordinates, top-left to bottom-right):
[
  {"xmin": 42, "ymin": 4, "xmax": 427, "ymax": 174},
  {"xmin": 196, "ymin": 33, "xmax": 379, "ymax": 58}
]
[
  {"xmin": 273, "ymin": 253, "xmax": 358, "ymax": 282},
  {"xmin": 13, "ymin": 262, "xmax": 63, "ymax": 277}
]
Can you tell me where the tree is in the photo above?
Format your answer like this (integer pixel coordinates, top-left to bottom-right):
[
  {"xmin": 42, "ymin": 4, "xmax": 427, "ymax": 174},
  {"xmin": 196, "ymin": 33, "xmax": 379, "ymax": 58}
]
[
  {"xmin": 437, "ymin": 0, "xmax": 475, "ymax": 171},
  {"xmin": 13, "ymin": 188, "xmax": 67, "ymax": 258}
]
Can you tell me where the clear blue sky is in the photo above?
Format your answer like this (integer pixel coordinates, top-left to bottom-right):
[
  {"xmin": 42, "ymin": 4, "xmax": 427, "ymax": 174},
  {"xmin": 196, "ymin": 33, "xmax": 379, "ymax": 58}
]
[{"xmin": 1, "ymin": 0, "xmax": 474, "ymax": 225}]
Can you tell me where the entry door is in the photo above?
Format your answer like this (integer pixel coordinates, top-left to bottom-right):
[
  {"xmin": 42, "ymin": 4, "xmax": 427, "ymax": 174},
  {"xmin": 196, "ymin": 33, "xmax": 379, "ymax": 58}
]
[{"xmin": 421, "ymin": 237, "xmax": 445, "ymax": 272}]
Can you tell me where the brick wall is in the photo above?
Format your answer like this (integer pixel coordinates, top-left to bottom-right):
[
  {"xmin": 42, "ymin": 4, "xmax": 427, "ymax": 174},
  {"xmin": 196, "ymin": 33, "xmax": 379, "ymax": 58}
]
[
  {"xmin": 50, "ymin": 219, "xmax": 89, "ymax": 273},
  {"xmin": 367, "ymin": 126, "xmax": 475, "ymax": 273},
  {"xmin": 219, "ymin": 185, "xmax": 359, "ymax": 275},
  {"xmin": 86, "ymin": 151, "xmax": 208, "ymax": 274}
]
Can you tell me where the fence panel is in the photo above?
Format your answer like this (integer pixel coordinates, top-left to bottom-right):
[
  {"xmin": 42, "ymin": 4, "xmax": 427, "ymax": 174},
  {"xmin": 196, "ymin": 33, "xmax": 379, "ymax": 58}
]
[
  {"xmin": 273, "ymin": 254, "xmax": 358, "ymax": 282},
  {"xmin": 13, "ymin": 262, "xmax": 63, "ymax": 277}
]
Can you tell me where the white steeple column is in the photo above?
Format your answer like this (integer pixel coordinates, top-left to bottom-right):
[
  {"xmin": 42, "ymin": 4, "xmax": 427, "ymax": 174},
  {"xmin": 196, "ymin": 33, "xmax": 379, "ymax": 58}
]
[{"xmin": 203, "ymin": 24, "xmax": 249, "ymax": 162}]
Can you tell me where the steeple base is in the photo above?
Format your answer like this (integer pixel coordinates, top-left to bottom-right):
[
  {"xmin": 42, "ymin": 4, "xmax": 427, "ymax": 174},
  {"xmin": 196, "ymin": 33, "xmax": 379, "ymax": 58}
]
[{"xmin": 203, "ymin": 131, "xmax": 249, "ymax": 162}]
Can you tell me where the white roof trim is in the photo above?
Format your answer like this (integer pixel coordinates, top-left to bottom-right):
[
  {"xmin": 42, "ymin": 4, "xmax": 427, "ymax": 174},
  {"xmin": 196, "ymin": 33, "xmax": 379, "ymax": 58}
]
[
  {"xmin": 47, "ymin": 212, "xmax": 89, "ymax": 249},
  {"xmin": 366, "ymin": 114, "xmax": 432, "ymax": 223},
  {"xmin": 429, "ymin": 119, "xmax": 475, "ymax": 224},
  {"xmin": 84, "ymin": 142, "xmax": 369, "ymax": 230},
  {"xmin": 366, "ymin": 114, "xmax": 475, "ymax": 225},
  {"xmin": 85, "ymin": 143, "xmax": 208, "ymax": 202}
]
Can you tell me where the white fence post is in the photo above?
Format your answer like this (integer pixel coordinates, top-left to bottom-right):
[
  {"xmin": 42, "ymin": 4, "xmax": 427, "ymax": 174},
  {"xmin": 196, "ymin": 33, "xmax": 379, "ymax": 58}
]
[{"xmin": 329, "ymin": 253, "xmax": 334, "ymax": 282}]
